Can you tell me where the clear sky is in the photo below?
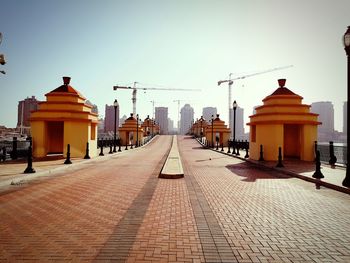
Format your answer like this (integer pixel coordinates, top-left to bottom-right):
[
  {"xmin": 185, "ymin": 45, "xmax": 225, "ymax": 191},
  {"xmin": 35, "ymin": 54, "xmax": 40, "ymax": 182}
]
[{"xmin": 0, "ymin": 0, "xmax": 349, "ymax": 132}]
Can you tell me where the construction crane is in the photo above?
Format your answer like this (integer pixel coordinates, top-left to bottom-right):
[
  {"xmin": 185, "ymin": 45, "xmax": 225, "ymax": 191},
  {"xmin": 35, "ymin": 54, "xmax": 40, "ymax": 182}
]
[
  {"xmin": 113, "ymin": 82, "xmax": 200, "ymax": 116},
  {"xmin": 217, "ymin": 65, "xmax": 293, "ymax": 138},
  {"xmin": 150, "ymin": 100, "xmax": 167, "ymax": 119}
]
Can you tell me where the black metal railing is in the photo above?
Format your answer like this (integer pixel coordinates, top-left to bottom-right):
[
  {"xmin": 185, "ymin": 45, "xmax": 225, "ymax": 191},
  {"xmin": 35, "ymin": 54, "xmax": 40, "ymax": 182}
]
[{"xmin": 317, "ymin": 142, "xmax": 347, "ymax": 165}]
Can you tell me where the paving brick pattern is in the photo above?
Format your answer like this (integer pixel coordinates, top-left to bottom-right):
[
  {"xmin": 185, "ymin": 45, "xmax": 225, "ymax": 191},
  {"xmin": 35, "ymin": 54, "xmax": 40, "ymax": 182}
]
[
  {"xmin": 1, "ymin": 135, "xmax": 350, "ymax": 262},
  {"xmin": 178, "ymin": 136, "xmax": 350, "ymax": 263},
  {"xmin": 126, "ymin": 178, "xmax": 204, "ymax": 263},
  {"xmin": 0, "ymin": 136, "xmax": 172, "ymax": 262}
]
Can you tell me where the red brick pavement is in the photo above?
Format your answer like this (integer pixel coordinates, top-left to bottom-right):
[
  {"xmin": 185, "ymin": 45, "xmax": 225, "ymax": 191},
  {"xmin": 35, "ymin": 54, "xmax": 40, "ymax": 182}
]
[
  {"xmin": 178, "ymin": 136, "xmax": 350, "ymax": 263},
  {"xmin": 0, "ymin": 136, "xmax": 172, "ymax": 262},
  {"xmin": 1, "ymin": 135, "xmax": 350, "ymax": 262}
]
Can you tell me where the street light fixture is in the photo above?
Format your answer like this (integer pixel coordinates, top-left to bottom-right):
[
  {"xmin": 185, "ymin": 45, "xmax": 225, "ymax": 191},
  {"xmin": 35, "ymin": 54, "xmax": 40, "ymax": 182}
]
[
  {"xmin": 343, "ymin": 26, "xmax": 350, "ymax": 187},
  {"xmin": 211, "ymin": 115, "xmax": 214, "ymax": 148},
  {"xmin": 200, "ymin": 116, "xmax": 203, "ymax": 143},
  {"xmin": 233, "ymin": 100, "xmax": 238, "ymax": 155},
  {"xmin": 113, "ymin": 99, "xmax": 118, "ymax": 152},
  {"xmin": 136, "ymin": 114, "xmax": 139, "ymax": 148},
  {"xmin": 151, "ymin": 118, "xmax": 154, "ymax": 137}
]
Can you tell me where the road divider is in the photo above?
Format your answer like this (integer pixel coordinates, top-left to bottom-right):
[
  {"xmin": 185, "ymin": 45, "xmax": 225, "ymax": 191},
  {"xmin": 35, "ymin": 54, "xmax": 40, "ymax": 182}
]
[{"xmin": 159, "ymin": 135, "xmax": 184, "ymax": 179}]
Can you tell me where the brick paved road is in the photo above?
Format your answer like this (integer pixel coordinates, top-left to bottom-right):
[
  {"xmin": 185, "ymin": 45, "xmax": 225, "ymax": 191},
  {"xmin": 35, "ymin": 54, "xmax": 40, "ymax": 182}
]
[
  {"xmin": 1, "ymin": 135, "xmax": 350, "ymax": 262},
  {"xmin": 0, "ymin": 136, "xmax": 172, "ymax": 262},
  {"xmin": 178, "ymin": 136, "xmax": 350, "ymax": 263}
]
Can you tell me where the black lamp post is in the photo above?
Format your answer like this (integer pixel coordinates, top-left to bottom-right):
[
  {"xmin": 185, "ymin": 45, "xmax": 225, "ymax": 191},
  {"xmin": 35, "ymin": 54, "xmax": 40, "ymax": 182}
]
[
  {"xmin": 151, "ymin": 118, "xmax": 154, "ymax": 137},
  {"xmin": 233, "ymin": 100, "xmax": 237, "ymax": 155},
  {"xmin": 136, "ymin": 114, "xmax": 139, "ymax": 148},
  {"xmin": 211, "ymin": 115, "xmax": 214, "ymax": 148},
  {"xmin": 113, "ymin": 99, "xmax": 118, "ymax": 152},
  {"xmin": 343, "ymin": 26, "xmax": 350, "ymax": 187},
  {"xmin": 200, "ymin": 116, "xmax": 203, "ymax": 143}
]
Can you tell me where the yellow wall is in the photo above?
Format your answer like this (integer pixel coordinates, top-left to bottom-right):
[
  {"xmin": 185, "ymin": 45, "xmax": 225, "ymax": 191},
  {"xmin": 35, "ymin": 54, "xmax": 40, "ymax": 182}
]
[
  {"xmin": 250, "ymin": 124, "xmax": 283, "ymax": 161},
  {"xmin": 300, "ymin": 125, "xmax": 317, "ymax": 161},
  {"xmin": 62, "ymin": 121, "xmax": 97, "ymax": 158},
  {"xmin": 31, "ymin": 121, "xmax": 47, "ymax": 157}
]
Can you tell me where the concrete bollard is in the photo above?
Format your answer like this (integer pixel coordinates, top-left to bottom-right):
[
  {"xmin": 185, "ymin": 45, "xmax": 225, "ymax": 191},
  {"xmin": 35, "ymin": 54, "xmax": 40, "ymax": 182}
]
[
  {"xmin": 84, "ymin": 142, "xmax": 90, "ymax": 159},
  {"xmin": 328, "ymin": 141, "xmax": 337, "ymax": 166},
  {"xmin": 118, "ymin": 140, "xmax": 122, "ymax": 152},
  {"xmin": 276, "ymin": 147, "xmax": 284, "ymax": 167},
  {"xmin": 312, "ymin": 150, "xmax": 324, "ymax": 179},
  {"xmin": 99, "ymin": 139, "xmax": 104, "ymax": 156},
  {"xmin": 244, "ymin": 146, "xmax": 249, "ymax": 159},
  {"xmin": 259, "ymin": 144, "xmax": 264, "ymax": 161},
  {"xmin": 11, "ymin": 137, "xmax": 18, "ymax": 160},
  {"xmin": 24, "ymin": 145, "xmax": 35, "ymax": 174},
  {"xmin": 109, "ymin": 143, "xmax": 113, "ymax": 154},
  {"xmin": 236, "ymin": 141, "xmax": 240, "ymax": 156},
  {"xmin": 1, "ymin": 147, "xmax": 6, "ymax": 162},
  {"xmin": 64, "ymin": 144, "xmax": 72, "ymax": 164}
]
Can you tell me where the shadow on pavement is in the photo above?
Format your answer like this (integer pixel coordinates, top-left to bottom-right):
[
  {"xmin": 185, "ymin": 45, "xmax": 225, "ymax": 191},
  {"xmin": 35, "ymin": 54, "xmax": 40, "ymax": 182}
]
[{"xmin": 226, "ymin": 162, "xmax": 290, "ymax": 182}]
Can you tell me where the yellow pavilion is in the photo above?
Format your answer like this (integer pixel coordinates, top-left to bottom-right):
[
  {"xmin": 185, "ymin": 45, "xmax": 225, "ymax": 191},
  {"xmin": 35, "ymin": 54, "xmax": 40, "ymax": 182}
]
[
  {"xmin": 30, "ymin": 77, "xmax": 99, "ymax": 158},
  {"xmin": 247, "ymin": 79, "xmax": 320, "ymax": 161},
  {"xmin": 205, "ymin": 114, "xmax": 231, "ymax": 147}
]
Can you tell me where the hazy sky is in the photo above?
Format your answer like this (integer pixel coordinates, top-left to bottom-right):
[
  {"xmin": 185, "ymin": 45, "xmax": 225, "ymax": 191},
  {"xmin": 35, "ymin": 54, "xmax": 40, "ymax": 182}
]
[{"xmin": 0, "ymin": 0, "xmax": 349, "ymax": 131}]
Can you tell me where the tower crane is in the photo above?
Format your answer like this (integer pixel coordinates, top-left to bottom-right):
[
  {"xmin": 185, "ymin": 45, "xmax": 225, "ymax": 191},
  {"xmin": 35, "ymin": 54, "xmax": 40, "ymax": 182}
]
[
  {"xmin": 113, "ymin": 82, "xmax": 200, "ymax": 116},
  {"xmin": 217, "ymin": 65, "xmax": 293, "ymax": 138}
]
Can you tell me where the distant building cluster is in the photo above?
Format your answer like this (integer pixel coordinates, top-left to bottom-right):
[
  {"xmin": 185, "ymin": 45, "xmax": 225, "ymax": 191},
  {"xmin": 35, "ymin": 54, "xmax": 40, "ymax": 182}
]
[
  {"xmin": 0, "ymin": 95, "xmax": 347, "ymax": 143},
  {"xmin": 180, "ymin": 104, "xmax": 194, "ymax": 135},
  {"xmin": 155, "ymin": 107, "xmax": 168, "ymax": 135},
  {"xmin": 310, "ymin": 101, "xmax": 346, "ymax": 142}
]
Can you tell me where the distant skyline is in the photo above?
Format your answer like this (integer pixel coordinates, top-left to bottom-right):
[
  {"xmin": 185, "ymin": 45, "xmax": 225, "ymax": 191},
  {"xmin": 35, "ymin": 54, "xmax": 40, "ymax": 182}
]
[{"xmin": 0, "ymin": 0, "xmax": 349, "ymax": 131}]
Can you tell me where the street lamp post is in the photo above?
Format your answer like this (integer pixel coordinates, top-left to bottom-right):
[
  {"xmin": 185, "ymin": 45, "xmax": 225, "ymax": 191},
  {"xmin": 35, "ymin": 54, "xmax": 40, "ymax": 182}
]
[
  {"xmin": 136, "ymin": 114, "xmax": 139, "ymax": 148},
  {"xmin": 233, "ymin": 100, "xmax": 238, "ymax": 155},
  {"xmin": 211, "ymin": 115, "xmax": 214, "ymax": 148},
  {"xmin": 343, "ymin": 26, "xmax": 350, "ymax": 187},
  {"xmin": 200, "ymin": 117, "xmax": 203, "ymax": 143},
  {"xmin": 151, "ymin": 118, "xmax": 154, "ymax": 137},
  {"xmin": 113, "ymin": 99, "xmax": 118, "ymax": 153}
]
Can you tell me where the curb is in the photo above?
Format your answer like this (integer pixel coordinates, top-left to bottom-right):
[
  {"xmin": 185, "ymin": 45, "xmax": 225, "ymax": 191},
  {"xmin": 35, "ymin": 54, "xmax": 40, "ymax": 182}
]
[
  {"xmin": 159, "ymin": 135, "xmax": 184, "ymax": 179},
  {"xmin": 195, "ymin": 138, "xmax": 350, "ymax": 195}
]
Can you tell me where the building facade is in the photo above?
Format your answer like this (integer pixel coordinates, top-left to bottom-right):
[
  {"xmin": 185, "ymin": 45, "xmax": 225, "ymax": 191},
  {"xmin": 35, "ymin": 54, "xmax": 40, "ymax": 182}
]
[
  {"xmin": 229, "ymin": 107, "xmax": 244, "ymax": 140},
  {"xmin": 17, "ymin": 96, "xmax": 40, "ymax": 134},
  {"xmin": 104, "ymin": 104, "xmax": 119, "ymax": 133},
  {"xmin": 180, "ymin": 104, "xmax": 194, "ymax": 135},
  {"xmin": 202, "ymin": 107, "xmax": 217, "ymax": 123},
  {"xmin": 310, "ymin": 101, "xmax": 334, "ymax": 141},
  {"xmin": 155, "ymin": 107, "xmax": 168, "ymax": 134}
]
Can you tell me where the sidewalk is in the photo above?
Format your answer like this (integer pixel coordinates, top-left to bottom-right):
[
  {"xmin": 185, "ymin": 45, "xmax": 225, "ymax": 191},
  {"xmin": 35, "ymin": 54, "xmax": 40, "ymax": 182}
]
[
  {"xmin": 0, "ymin": 137, "xmax": 158, "ymax": 193},
  {"xmin": 196, "ymin": 139, "xmax": 350, "ymax": 195}
]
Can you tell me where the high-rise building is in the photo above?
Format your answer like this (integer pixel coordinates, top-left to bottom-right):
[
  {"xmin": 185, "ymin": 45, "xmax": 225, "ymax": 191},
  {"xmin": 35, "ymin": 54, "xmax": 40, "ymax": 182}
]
[
  {"xmin": 104, "ymin": 104, "xmax": 119, "ymax": 133},
  {"xmin": 180, "ymin": 104, "xmax": 194, "ymax": 135},
  {"xmin": 86, "ymin": 100, "xmax": 98, "ymax": 114},
  {"xmin": 202, "ymin": 107, "xmax": 217, "ymax": 123},
  {"xmin": 229, "ymin": 107, "xmax": 244, "ymax": 140},
  {"xmin": 311, "ymin": 102, "xmax": 334, "ymax": 133},
  {"xmin": 155, "ymin": 107, "xmax": 168, "ymax": 134},
  {"xmin": 98, "ymin": 118, "xmax": 104, "ymax": 133},
  {"xmin": 17, "ymin": 96, "xmax": 40, "ymax": 134},
  {"xmin": 344, "ymin": 101, "xmax": 347, "ymax": 133},
  {"xmin": 168, "ymin": 118, "xmax": 175, "ymax": 134}
]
